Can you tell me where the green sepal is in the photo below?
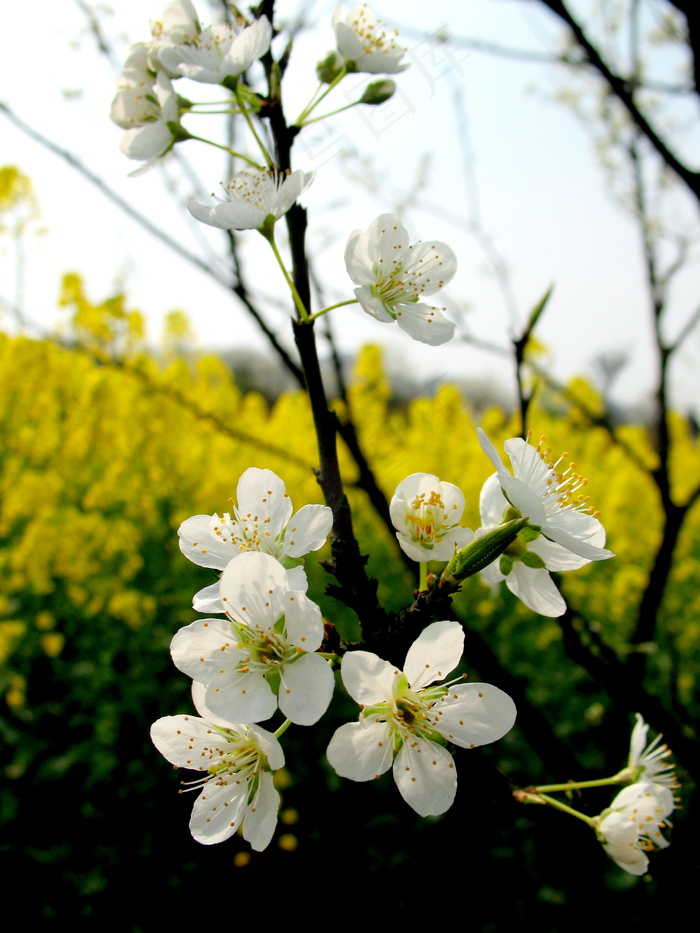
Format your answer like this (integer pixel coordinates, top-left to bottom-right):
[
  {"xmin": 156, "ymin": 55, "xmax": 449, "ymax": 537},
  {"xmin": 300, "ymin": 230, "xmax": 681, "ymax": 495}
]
[
  {"xmin": 520, "ymin": 550, "xmax": 546, "ymax": 570},
  {"xmin": 520, "ymin": 525, "xmax": 542, "ymax": 544},
  {"xmin": 499, "ymin": 553, "xmax": 514, "ymax": 575}
]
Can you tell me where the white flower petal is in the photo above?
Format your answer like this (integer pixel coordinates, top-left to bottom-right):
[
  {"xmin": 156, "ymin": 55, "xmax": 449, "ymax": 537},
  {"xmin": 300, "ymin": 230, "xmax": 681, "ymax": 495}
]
[
  {"xmin": 282, "ymin": 504, "xmax": 333, "ymax": 557},
  {"xmin": 192, "ymin": 581, "xmax": 225, "ymax": 614},
  {"xmin": 283, "ymin": 591, "xmax": 324, "ymax": 650},
  {"xmin": 219, "ymin": 552, "xmax": 289, "ymax": 628},
  {"xmin": 393, "ymin": 737, "xmax": 456, "ymax": 816},
  {"xmin": 236, "ymin": 468, "xmax": 293, "ymax": 536},
  {"xmin": 179, "ymin": 514, "xmax": 232, "ymax": 569},
  {"xmin": 327, "ymin": 720, "xmax": 393, "ymax": 781},
  {"xmin": 341, "ymin": 650, "xmax": 399, "ymax": 706},
  {"xmin": 243, "ymin": 770, "xmax": 280, "ymax": 851},
  {"xmin": 404, "ymin": 620, "xmax": 463, "ymax": 691},
  {"xmin": 202, "ymin": 669, "xmax": 278, "ymax": 724},
  {"xmin": 507, "ymin": 564, "xmax": 566, "ymax": 617},
  {"xmin": 278, "ymin": 652, "xmax": 334, "ymax": 725},
  {"xmin": 432, "ymin": 683, "xmax": 517, "ymax": 747},
  {"xmin": 190, "ymin": 775, "xmax": 248, "ymax": 844}
]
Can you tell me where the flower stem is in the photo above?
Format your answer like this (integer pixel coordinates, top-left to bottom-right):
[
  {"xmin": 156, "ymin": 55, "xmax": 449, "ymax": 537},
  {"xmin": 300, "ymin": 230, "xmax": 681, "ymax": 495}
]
[
  {"xmin": 419, "ymin": 563, "xmax": 429, "ymax": 593},
  {"xmin": 306, "ymin": 298, "xmax": 358, "ymax": 323},
  {"xmin": 234, "ymin": 84, "xmax": 272, "ymax": 167},
  {"xmin": 263, "ymin": 230, "xmax": 311, "ymax": 321},
  {"xmin": 186, "ymin": 133, "xmax": 264, "ymax": 169},
  {"xmin": 294, "ymin": 68, "xmax": 348, "ymax": 126},
  {"xmin": 274, "ymin": 719, "xmax": 293, "ymax": 739},
  {"xmin": 300, "ymin": 102, "xmax": 359, "ymax": 126},
  {"xmin": 527, "ymin": 792, "xmax": 597, "ymax": 827},
  {"xmin": 533, "ymin": 776, "xmax": 625, "ymax": 793}
]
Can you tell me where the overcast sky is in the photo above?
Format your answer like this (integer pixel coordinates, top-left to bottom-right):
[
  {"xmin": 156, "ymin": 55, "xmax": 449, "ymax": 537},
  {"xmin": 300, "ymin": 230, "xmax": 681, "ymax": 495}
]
[{"xmin": 2, "ymin": 0, "xmax": 698, "ymax": 414}]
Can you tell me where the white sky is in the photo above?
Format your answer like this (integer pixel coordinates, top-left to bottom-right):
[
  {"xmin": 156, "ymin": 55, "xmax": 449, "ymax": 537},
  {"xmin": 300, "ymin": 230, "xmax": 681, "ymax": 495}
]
[{"xmin": 1, "ymin": 0, "xmax": 699, "ymax": 414}]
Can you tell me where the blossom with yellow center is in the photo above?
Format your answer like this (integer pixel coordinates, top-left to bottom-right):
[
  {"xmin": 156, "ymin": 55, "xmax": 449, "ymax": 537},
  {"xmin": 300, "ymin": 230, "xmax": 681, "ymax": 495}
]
[
  {"xmin": 170, "ymin": 552, "xmax": 334, "ymax": 725},
  {"xmin": 332, "ymin": 4, "xmax": 409, "ymax": 74},
  {"xmin": 390, "ymin": 472, "xmax": 472, "ymax": 562},
  {"xmin": 327, "ymin": 621, "xmax": 516, "ymax": 816},
  {"xmin": 595, "ymin": 781, "xmax": 674, "ymax": 875},
  {"xmin": 477, "ymin": 428, "xmax": 614, "ymax": 562},
  {"xmin": 151, "ymin": 683, "xmax": 284, "ymax": 848},
  {"xmin": 344, "ymin": 214, "xmax": 457, "ymax": 345},
  {"xmin": 178, "ymin": 467, "xmax": 332, "ymax": 612}
]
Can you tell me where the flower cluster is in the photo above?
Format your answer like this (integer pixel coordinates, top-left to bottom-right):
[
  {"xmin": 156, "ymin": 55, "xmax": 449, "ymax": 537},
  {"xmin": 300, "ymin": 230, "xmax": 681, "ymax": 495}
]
[
  {"xmin": 151, "ymin": 459, "xmax": 523, "ymax": 848},
  {"xmin": 110, "ymin": 1, "xmax": 670, "ymax": 875},
  {"xmin": 152, "ymin": 468, "xmax": 334, "ymax": 848},
  {"xmin": 594, "ymin": 715, "xmax": 678, "ymax": 874},
  {"xmin": 516, "ymin": 714, "xmax": 678, "ymax": 876}
]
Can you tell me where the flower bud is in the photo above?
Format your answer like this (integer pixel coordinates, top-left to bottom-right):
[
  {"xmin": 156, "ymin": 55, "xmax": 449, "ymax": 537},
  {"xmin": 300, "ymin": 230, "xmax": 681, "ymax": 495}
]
[
  {"xmin": 359, "ymin": 79, "xmax": 396, "ymax": 105},
  {"xmin": 316, "ymin": 51, "xmax": 344, "ymax": 84},
  {"xmin": 441, "ymin": 518, "xmax": 528, "ymax": 585}
]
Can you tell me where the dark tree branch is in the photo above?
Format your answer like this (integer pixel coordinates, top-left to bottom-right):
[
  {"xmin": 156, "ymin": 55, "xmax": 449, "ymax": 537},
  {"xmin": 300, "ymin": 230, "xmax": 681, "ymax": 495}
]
[{"xmin": 536, "ymin": 0, "xmax": 700, "ymax": 204}]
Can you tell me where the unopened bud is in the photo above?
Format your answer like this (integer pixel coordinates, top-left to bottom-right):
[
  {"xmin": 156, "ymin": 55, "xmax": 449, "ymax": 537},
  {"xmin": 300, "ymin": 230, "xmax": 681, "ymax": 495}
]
[
  {"xmin": 441, "ymin": 518, "xmax": 528, "ymax": 585},
  {"xmin": 316, "ymin": 51, "xmax": 344, "ymax": 84},
  {"xmin": 359, "ymin": 79, "xmax": 396, "ymax": 105}
]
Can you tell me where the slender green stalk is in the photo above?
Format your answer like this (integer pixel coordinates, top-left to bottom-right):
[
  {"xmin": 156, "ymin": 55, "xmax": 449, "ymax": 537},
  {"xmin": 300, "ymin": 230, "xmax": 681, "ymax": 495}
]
[
  {"xmin": 295, "ymin": 67, "xmax": 348, "ymax": 126},
  {"xmin": 534, "ymin": 793, "xmax": 597, "ymax": 827},
  {"xmin": 274, "ymin": 718, "xmax": 293, "ymax": 739},
  {"xmin": 263, "ymin": 231, "xmax": 311, "ymax": 321},
  {"xmin": 306, "ymin": 298, "xmax": 358, "ymax": 323},
  {"xmin": 532, "ymin": 776, "xmax": 625, "ymax": 793},
  {"xmin": 419, "ymin": 563, "xmax": 429, "ymax": 593},
  {"xmin": 186, "ymin": 133, "xmax": 264, "ymax": 169},
  {"xmin": 301, "ymin": 102, "xmax": 359, "ymax": 126},
  {"xmin": 234, "ymin": 84, "xmax": 272, "ymax": 166}
]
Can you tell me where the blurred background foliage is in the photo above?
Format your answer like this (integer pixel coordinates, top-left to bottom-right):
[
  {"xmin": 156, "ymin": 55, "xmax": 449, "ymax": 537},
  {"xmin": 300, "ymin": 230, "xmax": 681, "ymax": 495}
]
[{"xmin": 1, "ymin": 269, "xmax": 699, "ymax": 928}]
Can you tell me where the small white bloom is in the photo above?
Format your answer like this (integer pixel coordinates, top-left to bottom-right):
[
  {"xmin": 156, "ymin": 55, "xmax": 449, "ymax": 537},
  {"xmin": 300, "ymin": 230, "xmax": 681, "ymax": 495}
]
[
  {"xmin": 624, "ymin": 713, "xmax": 678, "ymax": 789},
  {"xmin": 332, "ymin": 4, "xmax": 409, "ymax": 74},
  {"xmin": 327, "ymin": 621, "xmax": 516, "ymax": 816},
  {"xmin": 344, "ymin": 213, "xmax": 457, "ymax": 345},
  {"xmin": 178, "ymin": 467, "xmax": 332, "ymax": 612},
  {"xmin": 171, "ymin": 552, "xmax": 334, "ymax": 726},
  {"xmin": 477, "ymin": 473, "xmax": 604, "ymax": 617},
  {"xmin": 188, "ymin": 168, "xmax": 315, "ymax": 231},
  {"xmin": 149, "ymin": 0, "xmax": 201, "ymax": 73},
  {"xmin": 157, "ymin": 15, "xmax": 271, "ymax": 85},
  {"xmin": 390, "ymin": 473, "xmax": 473, "ymax": 563},
  {"xmin": 596, "ymin": 781, "xmax": 674, "ymax": 875},
  {"xmin": 477, "ymin": 428, "xmax": 615, "ymax": 563},
  {"xmin": 151, "ymin": 683, "xmax": 284, "ymax": 849},
  {"xmin": 118, "ymin": 71, "xmax": 181, "ymax": 174}
]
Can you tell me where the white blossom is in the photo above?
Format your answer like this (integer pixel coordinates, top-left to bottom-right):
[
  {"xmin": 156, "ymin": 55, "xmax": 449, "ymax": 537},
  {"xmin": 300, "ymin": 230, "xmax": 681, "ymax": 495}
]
[
  {"xmin": 157, "ymin": 15, "xmax": 271, "ymax": 85},
  {"xmin": 327, "ymin": 621, "xmax": 516, "ymax": 816},
  {"xmin": 178, "ymin": 467, "xmax": 332, "ymax": 612},
  {"xmin": 170, "ymin": 552, "xmax": 334, "ymax": 726},
  {"xmin": 477, "ymin": 473, "xmax": 605, "ymax": 616},
  {"xmin": 118, "ymin": 71, "xmax": 181, "ymax": 174},
  {"xmin": 623, "ymin": 713, "xmax": 678, "ymax": 789},
  {"xmin": 188, "ymin": 168, "xmax": 315, "ymax": 231},
  {"xmin": 332, "ymin": 4, "xmax": 409, "ymax": 74},
  {"xmin": 477, "ymin": 428, "xmax": 614, "ymax": 562},
  {"xmin": 596, "ymin": 782, "xmax": 674, "ymax": 875},
  {"xmin": 151, "ymin": 683, "xmax": 283, "ymax": 848},
  {"xmin": 390, "ymin": 472, "xmax": 473, "ymax": 563},
  {"xmin": 344, "ymin": 213, "xmax": 457, "ymax": 345}
]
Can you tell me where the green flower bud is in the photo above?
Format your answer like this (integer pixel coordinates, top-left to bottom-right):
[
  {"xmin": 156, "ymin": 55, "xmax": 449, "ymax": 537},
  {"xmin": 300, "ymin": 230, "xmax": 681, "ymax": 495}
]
[
  {"xmin": 359, "ymin": 79, "xmax": 396, "ymax": 105},
  {"xmin": 441, "ymin": 518, "xmax": 528, "ymax": 585},
  {"xmin": 316, "ymin": 51, "xmax": 344, "ymax": 84}
]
